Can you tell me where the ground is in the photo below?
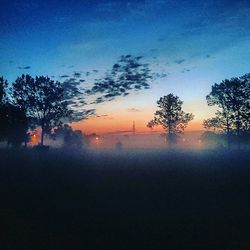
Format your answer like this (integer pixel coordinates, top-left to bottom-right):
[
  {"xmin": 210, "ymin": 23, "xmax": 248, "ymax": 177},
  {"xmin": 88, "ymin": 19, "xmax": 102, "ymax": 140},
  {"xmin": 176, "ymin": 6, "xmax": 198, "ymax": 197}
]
[{"xmin": 0, "ymin": 148, "xmax": 249, "ymax": 249}]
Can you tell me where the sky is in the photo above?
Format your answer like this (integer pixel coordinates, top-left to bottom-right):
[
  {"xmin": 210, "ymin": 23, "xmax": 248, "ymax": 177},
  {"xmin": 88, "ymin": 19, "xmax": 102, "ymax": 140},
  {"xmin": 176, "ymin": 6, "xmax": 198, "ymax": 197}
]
[{"xmin": 1, "ymin": 0, "xmax": 250, "ymax": 134}]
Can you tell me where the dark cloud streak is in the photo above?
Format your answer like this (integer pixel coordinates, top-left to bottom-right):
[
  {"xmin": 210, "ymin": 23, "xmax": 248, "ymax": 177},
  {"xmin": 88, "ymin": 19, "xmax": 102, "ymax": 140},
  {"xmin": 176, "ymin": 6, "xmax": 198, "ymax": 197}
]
[
  {"xmin": 17, "ymin": 66, "xmax": 31, "ymax": 70},
  {"xmin": 86, "ymin": 55, "xmax": 153, "ymax": 104},
  {"xmin": 174, "ymin": 59, "xmax": 185, "ymax": 64},
  {"xmin": 127, "ymin": 108, "xmax": 141, "ymax": 112}
]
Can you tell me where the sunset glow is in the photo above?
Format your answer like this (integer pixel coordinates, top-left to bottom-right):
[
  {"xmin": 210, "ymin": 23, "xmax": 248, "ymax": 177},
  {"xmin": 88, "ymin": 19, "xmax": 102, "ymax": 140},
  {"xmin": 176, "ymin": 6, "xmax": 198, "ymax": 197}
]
[
  {"xmin": 0, "ymin": 2, "xmax": 250, "ymax": 249},
  {"xmin": 1, "ymin": 0, "xmax": 250, "ymax": 137}
]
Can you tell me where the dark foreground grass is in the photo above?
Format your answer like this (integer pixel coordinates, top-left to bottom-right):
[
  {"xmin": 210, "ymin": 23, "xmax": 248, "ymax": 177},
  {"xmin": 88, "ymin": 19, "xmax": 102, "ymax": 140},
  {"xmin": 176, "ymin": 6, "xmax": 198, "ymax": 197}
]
[{"xmin": 0, "ymin": 148, "xmax": 249, "ymax": 249}]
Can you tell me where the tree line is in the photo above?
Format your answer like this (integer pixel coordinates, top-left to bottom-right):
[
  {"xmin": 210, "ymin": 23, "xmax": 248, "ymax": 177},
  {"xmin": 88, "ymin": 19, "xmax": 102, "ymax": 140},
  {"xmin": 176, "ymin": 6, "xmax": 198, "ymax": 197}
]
[
  {"xmin": 148, "ymin": 73, "xmax": 250, "ymax": 147},
  {"xmin": 0, "ymin": 55, "xmax": 153, "ymax": 148},
  {"xmin": 0, "ymin": 58, "xmax": 249, "ymax": 149},
  {"xmin": 0, "ymin": 75, "xmax": 83, "ymax": 147},
  {"xmin": 203, "ymin": 74, "xmax": 250, "ymax": 147}
]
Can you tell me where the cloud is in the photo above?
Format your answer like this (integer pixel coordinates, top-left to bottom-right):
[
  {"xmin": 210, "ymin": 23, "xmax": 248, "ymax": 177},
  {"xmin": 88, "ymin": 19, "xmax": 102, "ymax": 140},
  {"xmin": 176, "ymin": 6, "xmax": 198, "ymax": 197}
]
[
  {"xmin": 181, "ymin": 68, "xmax": 191, "ymax": 73},
  {"xmin": 60, "ymin": 75, "xmax": 70, "ymax": 78},
  {"xmin": 86, "ymin": 55, "xmax": 152, "ymax": 104},
  {"xmin": 70, "ymin": 109, "xmax": 96, "ymax": 122},
  {"xmin": 174, "ymin": 59, "xmax": 185, "ymax": 64},
  {"xmin": 127, "ymin": 108, "xmax": 141, "ymax": 112},
  {"xmin": 73, "ymin": 72, "xmax": 81, "ymax": 78},
  {"xmin": 153, "ymin": 72, "xmax": 169, "ymax": 79},
  {"xmin": 17, "ymin": 66, "xmax": 31, "ymax": 70},
  {"xmin": 95, "ymin": 114, "xmax": 113, "ymax": 120},
  {"xmin": 91, "ymin": 97, "xmax": 104, "ymax": 104},
  {"xmin": 96, "ymin": 114, "xmax": 108, "ymax": 117}
]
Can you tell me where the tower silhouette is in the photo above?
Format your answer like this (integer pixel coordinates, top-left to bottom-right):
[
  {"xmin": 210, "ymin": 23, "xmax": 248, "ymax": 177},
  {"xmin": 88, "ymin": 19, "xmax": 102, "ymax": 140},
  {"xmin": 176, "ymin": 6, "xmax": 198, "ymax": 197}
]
[{"xmin": 132, "ymin": 121, "xmax": 135, "ymax": 134}]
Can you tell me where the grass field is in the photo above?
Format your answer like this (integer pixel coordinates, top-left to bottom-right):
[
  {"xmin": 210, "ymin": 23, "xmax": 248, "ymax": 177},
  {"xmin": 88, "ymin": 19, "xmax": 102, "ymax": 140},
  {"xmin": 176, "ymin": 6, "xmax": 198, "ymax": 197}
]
[{"xmin": 0, "ymin": 148, "xmax": 249, "ymax": 249}]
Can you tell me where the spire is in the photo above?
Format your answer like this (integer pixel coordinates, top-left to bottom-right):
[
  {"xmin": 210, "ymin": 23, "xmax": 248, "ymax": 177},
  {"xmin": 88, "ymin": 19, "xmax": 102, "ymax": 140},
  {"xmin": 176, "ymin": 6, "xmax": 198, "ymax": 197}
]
[{"xmin": 132, "ymin": 120, "xmax": 135, "ymax": 134}]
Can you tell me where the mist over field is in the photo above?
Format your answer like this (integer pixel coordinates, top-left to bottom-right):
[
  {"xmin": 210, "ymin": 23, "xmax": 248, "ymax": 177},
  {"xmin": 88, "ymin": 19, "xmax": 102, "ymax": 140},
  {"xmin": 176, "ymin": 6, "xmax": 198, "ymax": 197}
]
[
  {"xmin": 88, "ymin": 131, "xmax": 204, "ymax": 149},
  {"xmin": 0, "ymin": 147, "xmax": 249, "ymax": 249}
]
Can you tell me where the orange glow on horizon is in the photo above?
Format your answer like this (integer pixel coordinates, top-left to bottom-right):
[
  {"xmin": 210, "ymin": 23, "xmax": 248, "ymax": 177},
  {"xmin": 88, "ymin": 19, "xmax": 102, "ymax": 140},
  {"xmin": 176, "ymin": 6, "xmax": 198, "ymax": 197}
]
[
  {"xmin": 71, "ymin": 97, "xmax": 207, "ymax": 135},
  {"xmin": 72, "ymin": 115, "xmax": 204, "ymax": 135}
]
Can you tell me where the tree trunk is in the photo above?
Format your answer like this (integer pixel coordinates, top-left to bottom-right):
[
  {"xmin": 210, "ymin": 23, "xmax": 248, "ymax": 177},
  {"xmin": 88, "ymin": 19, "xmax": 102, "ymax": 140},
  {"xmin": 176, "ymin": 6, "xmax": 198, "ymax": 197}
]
[
  {"xmin": 236, "ymin": 112, "xmax": 241, "ymax": 149},
  {"xmin": 167, "ymin": 126, "xmax": 171, "ymax": 148},
  {"xmin": 226, "ymin": 117, "xmax": 230, "ymax": 149},
  {"xmin": 41, "ymin": 127, "xmax": 45, "ymax": 146}
]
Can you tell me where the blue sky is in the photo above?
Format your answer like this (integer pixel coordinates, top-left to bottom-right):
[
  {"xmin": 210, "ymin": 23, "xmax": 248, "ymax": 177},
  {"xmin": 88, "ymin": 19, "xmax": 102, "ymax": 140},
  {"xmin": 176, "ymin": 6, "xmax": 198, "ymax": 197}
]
[{"xmin": 1, "ymin": 0, "xmax": 250, "ymax": 132}]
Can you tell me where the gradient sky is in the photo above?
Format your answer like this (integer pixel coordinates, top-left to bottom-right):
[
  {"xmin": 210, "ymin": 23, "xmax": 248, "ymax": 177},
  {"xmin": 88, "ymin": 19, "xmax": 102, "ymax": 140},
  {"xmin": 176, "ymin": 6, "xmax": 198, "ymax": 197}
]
[{"xmin": 1, "ymin": 0, "xmax": 250, "ymax": 134}]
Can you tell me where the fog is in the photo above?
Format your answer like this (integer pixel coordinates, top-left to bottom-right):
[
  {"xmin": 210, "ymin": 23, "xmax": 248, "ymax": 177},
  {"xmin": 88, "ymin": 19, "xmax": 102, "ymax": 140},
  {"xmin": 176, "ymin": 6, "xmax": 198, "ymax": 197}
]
[
  {"xmin": 89, "ymin": 131, "xmax": 204, "ymax": 149},
  {"xmin": 1, "ymin": 138, "xmax": 250, "ymax": 249}
]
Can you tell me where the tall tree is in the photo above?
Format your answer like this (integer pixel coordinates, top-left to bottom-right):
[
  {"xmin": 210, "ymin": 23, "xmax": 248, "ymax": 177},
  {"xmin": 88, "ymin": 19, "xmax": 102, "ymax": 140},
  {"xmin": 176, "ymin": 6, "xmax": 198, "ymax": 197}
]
[
  {"xmin": 239, "ymin": 74, "xmax": 250, "ymax": 132},
  {"xmin": 0, "ymin": 77, "xmax": 7, "ymax": 104},
  {"xmin": 0, "ymin": 77, "xmax": 8, "ymax": 143},
  {"xmin": 12, "ymin": 75, "xmax": 79, "ymax": 146},
  {"xmin": 0, "ymin": 104, "xmax": 29, "ymax": 147},
  {"xmin": 206, "ymin": 76, "xmax": 250, "ymax": 144},
  {"xmin": 203, "ymin": 117, "xmax": 222, "ymax": 132},
  {"xmin": 149, "ymin": 94, "xmax": 194, "ymax": 146},
  {"xmin": 0, "ymin": 77, "xmax": 29, "ymax": 147}
]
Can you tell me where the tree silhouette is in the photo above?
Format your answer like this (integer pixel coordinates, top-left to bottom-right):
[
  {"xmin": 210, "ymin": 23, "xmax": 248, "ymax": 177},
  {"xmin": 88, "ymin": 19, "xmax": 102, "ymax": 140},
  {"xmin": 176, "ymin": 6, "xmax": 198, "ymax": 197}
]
[
  {"xmin": 239, "ymin": 74, "xmax": 250, "ymax": 131},
  {"xmin": 0, "ymin": 77, "xmax": 29, "ymax": 147},
  {"xmin": 147, "ymin": 119, "xmax": 155, "ymax": 130},
  {"xmin": 12, "ymin": 75, "xmax": 81, "ymax": 146},
  {"xmin": 0, "ymin": 77, "xmax": 8, "ymax": 143},
  {"xmin": 203, "ymin": 117, "xmax": 222, "ymax": 132},
  {"xmin": 0, "ymin": 77, "xmax": 7, "ymax": 104},
  {"xmin": 0, "ymin": 104, "xmax": 29, "ymax": 147},
  {"xmin": 53, "ymin": 124, "xmax": 84, "ymax": 149},
  {"xmin": 206, "ymin": 75, "xmax": 250, "ymax": 145},
  {"xmin": 149, "ymin": 94, "xmax": 194, "ymax": 146}
]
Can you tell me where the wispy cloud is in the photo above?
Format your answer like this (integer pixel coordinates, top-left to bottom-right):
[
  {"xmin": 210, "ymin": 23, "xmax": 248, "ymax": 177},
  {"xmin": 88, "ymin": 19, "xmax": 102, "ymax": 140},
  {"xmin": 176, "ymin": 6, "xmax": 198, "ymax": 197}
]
[
  {"xmin": 86, "ymin": 55, "xmax": 152, "ymax": 104},
  {"xmin": 174, "ymin": 59, "xmax": 185, "ymax": 65},
  {"xmin": 18, "ymin": 66, "xmax": 31, "ymax": 70},
  {"xmin": 181, "ymin": 68, "xmax": 191, "ymax": 74},
  {"xmin": 95, "ymin": 114, "xmax": 113, "ymax": 120},
  {"xmin": 73, "ymin": 72, "xmax": 81, "ymax": 78},
  {"xmin": 127, "ymin": 108, "xmax": 141, "ymax": 112}
]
